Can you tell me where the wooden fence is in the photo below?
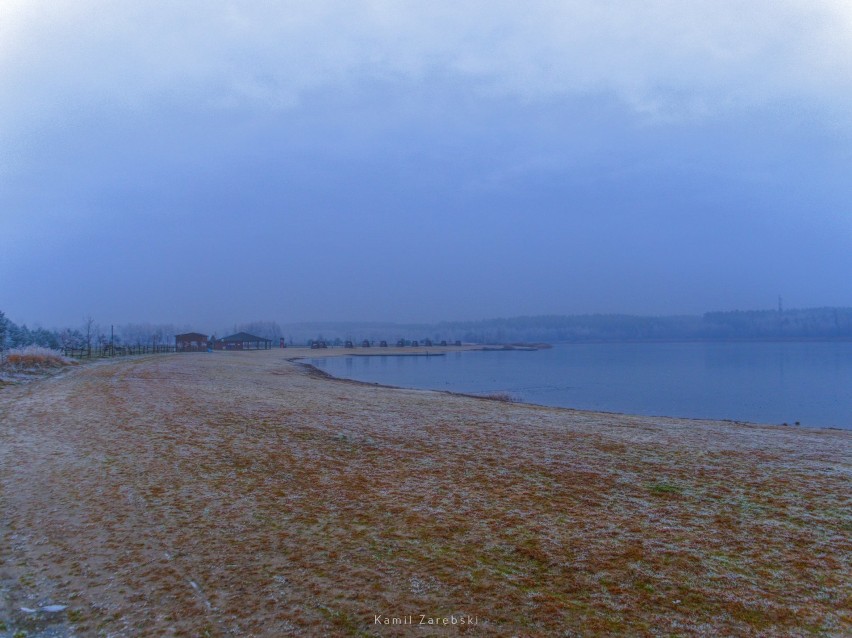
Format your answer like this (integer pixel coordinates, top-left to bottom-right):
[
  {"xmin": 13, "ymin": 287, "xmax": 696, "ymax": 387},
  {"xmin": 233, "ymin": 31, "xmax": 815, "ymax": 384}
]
[{"xmin": 62, "ymin": 345, "xmax": 177, "ymax": 359}]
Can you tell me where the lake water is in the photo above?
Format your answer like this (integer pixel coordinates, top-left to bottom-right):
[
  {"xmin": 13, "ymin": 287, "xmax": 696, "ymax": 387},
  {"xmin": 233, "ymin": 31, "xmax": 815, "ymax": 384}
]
[{"xmin": 308, "ymin": 342, "xmax": 852, "ymax": 429}]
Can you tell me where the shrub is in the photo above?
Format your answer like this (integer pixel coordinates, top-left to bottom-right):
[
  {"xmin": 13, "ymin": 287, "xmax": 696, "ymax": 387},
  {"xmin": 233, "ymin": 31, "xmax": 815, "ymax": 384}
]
[
  {"xmin": 480, "ymin": 391, "xmax": 517, "ymax": 403},
  {"xmin": 3, "ymin": 345, "xmax": 72, "ymax": 370}
]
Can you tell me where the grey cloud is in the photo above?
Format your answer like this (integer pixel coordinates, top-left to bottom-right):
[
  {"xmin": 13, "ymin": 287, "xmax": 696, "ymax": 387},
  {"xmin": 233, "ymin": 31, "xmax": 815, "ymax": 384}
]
[{"xmin": 1, "ymin": 2, "xmax": 851, "ymax": 327}]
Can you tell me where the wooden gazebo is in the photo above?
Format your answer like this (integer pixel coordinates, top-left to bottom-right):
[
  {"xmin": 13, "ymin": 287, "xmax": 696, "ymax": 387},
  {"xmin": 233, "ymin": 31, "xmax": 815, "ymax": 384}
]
[
  {"xmin": 213, "ymin": 332, "xmax": 272, "ymax": 350},
  {"xmin": 175, "ymin": 332, "xmax": 210, "ymax": 352}
]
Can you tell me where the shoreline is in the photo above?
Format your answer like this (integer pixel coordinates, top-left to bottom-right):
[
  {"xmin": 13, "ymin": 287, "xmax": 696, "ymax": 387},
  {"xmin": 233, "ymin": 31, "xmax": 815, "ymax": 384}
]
[
  {"xmin": 4, "ymin": 345, "xmax": 846, "ymax": 432},
  {"xmin": 289, "ymin": 349, "xmax": 850, "ymax": 433}
]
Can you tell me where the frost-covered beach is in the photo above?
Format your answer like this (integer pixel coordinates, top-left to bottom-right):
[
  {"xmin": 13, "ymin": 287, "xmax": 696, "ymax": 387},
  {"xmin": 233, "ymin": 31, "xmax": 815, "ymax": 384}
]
[{"xmin": 1, "ymin": 350, "xmax": 849, "ymax": 636}]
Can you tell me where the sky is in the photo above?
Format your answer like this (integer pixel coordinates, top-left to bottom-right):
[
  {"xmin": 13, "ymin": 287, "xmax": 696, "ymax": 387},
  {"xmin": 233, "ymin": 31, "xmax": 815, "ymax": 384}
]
[{"xmin": 2, "ymin": 1, "xmax": 852, "ymax": 330}]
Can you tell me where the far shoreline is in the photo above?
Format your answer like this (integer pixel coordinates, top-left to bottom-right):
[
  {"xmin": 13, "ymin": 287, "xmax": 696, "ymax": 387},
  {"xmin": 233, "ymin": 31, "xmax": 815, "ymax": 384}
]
[{"xmin": 288, "ymin": 350, "xmax": 850, "ymax": 435}]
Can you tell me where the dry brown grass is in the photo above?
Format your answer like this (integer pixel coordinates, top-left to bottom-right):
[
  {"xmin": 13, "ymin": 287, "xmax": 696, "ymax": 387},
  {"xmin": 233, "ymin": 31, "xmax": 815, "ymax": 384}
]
[
  {"xmin": 3, "ymin": 345, "xmax": 72, "ymax": 370},
  {"xmin": 0, "ymin": 349, "xmax": 848, "ymax": 637}
]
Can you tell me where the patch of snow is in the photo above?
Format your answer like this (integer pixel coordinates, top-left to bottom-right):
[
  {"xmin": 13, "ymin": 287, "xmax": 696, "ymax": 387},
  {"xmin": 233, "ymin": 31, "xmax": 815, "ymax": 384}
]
[{"xmin": 41, "ymin": 604, "xmax": 67, "ymax": 612}]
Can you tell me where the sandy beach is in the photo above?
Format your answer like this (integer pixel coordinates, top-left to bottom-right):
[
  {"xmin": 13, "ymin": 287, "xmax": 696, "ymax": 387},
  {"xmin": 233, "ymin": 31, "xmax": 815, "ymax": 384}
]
[{"xmin": 0, "ymin": 349, "xmax": 849, "ymax": 636}]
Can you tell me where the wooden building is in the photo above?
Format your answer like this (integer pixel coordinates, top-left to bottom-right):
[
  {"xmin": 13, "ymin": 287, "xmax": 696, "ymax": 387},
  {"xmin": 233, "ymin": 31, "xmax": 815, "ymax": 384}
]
[
  {"xmin": 213, "ymin": 332, "xmax": 272, "ymax": 350},
  {"xmin": 175, "ymin": 332, "xmax": 210, "ymax": 352}
]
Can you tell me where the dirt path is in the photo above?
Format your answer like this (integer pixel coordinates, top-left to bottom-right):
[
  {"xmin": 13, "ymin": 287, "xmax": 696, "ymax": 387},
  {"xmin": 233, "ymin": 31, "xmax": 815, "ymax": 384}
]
[{"xmin": 0, "ymin": 351, "xmax": 849, "ymax": 636}]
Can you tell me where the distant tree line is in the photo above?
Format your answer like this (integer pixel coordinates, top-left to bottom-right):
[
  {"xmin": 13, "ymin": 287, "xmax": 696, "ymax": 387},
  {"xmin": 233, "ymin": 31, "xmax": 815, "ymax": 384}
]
[
  {"xmin": 280, "ymin": 308, "xmax": 852, "ymax": 344},
  {"xmin": 427, "ymin": 308, "xmax": 852, "ymax": 343},
  {"xmin": 0, "ymin": 313, "xmax": 288, "ymax": 354},
  {"xmin": 700, "ymin": 308, "xmax": 852, "ymax": 340},
  {"xmin": 0, "ymin": 311, "xmax": 195, "ymax": 355},
  {"xmin": 0, "ymin": 310, "xmax": 63, "ymax": 350},
  {"xmin": 2, "ymin": 308, "xmax": 851, "ymax": 354},
  {"xmin": 235, "ymin": 321, "xmax": 283, "ymax": 342}
]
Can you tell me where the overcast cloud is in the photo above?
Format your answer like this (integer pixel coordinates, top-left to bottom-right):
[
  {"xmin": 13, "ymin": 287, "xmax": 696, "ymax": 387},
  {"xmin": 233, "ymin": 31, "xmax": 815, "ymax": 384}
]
[{"xmin": 2, "ymin": 1, "xmax": 851, "ymax": 329}]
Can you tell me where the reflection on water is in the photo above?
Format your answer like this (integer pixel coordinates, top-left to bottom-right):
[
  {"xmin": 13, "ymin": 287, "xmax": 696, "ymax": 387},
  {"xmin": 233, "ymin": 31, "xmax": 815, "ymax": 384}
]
[{"xmin": 310, "ymin": 342, "xmax": 852, "ymax": 429}]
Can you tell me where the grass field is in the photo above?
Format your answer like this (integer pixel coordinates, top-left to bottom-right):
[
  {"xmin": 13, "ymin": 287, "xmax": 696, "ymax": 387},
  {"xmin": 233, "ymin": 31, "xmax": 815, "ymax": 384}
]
[{"xmin": 0, "ymin": 349, "xmax": 849, "ymax": 636}]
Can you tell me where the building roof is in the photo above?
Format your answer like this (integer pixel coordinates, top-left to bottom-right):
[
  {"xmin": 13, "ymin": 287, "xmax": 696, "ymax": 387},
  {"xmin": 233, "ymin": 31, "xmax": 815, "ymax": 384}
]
[
  {"xmin": 218, "ymin": 332, "xmax": 271, "ymax": 343},
  {"xmin": 175, "ymin": 332, "xmax": 209, "ymax": 340}
]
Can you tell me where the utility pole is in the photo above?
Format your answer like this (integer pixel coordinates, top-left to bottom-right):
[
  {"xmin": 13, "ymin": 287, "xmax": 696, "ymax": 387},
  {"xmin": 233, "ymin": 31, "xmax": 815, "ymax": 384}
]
[{"xmin": 778, "ymin": 296, "xmax": 783, "ymax": 314}]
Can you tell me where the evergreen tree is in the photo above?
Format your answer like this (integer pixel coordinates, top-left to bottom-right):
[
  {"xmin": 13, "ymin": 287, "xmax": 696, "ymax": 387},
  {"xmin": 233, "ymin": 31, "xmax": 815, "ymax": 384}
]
[{"xmin": 0, "ymin": 310, "xmax": 7, "ymax": 358}]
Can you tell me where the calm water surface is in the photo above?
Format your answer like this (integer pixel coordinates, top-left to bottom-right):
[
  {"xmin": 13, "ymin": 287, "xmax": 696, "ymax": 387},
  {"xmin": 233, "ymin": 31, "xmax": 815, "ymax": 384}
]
[{"xmin": 309, "ymin": 342, "xmax": 852, "ymax": 429}]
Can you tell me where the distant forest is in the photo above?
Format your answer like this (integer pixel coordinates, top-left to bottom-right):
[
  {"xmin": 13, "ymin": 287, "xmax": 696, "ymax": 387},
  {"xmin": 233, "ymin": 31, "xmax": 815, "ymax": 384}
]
[
  {"xmin": 2, "ymin": 308, "xmax": 851, "ymax": 351},
  {"xmin": 281, "ymin": 307, "xmax": 852, "ymax": 344},
  {"xmin": 0, "ymin": 311, "xmax": 193, "ymax": 352}
]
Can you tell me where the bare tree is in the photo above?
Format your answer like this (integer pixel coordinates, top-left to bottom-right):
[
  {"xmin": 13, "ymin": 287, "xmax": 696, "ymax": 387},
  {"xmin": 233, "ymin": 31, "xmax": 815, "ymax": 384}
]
[
  {"xmin": 83, "ymin": 316, "xmax": 96, "ymax": 357},
  {"xmin": 0, "ymin": 309, "xmax": 7, "ymax": 364},
  {"xmin": 59, "ymin": 328, "xmax": 83, "ymax": 352}
]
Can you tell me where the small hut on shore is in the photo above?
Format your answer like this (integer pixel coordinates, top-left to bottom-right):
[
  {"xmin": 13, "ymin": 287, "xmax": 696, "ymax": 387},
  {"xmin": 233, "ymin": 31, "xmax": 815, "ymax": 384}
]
[
  {"xmin": 175, "ymin": 332, "xmax": 210, "ymax": 352},
  {"xmin": 213, "ymin": 332, "xmax": 272, "ymax": 350}
]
